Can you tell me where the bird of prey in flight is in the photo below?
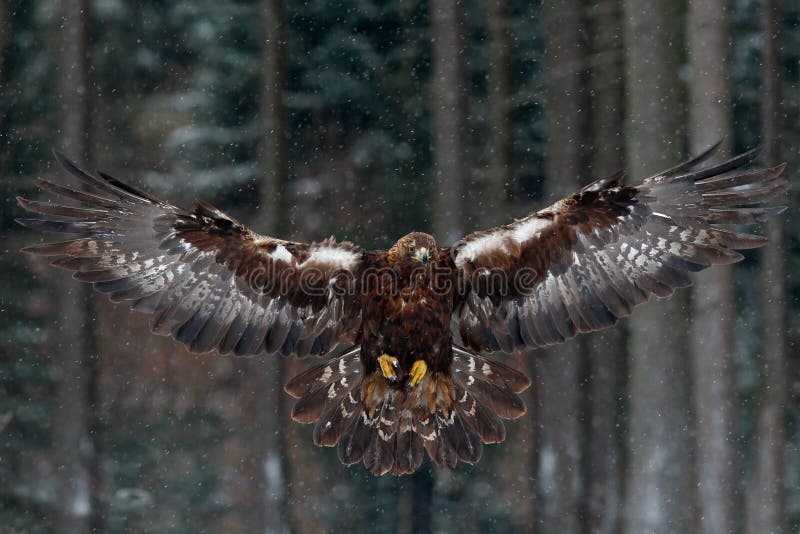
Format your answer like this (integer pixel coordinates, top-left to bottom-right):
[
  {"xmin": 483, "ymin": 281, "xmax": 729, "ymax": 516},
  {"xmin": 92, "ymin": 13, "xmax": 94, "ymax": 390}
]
[{"xmin": 17, "ymin": 144, "xmax": 788, "ymax": 475}]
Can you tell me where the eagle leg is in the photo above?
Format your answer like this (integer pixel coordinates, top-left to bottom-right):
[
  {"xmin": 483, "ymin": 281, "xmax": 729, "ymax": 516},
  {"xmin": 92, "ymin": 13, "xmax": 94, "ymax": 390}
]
[
  {"xmin": 407, "ymin": 360, "xmax": 428, "ymax": 388},
  {"xmin": 377, "ymin": 354, "xmax": 400, "ymax": 383}
]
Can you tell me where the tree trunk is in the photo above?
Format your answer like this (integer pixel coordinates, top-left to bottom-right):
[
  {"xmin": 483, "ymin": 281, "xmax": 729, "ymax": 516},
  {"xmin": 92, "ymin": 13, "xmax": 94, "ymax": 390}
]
[
  {"xmin": 537, "ymin": 2, "xmax": 586, "ymax": 532},
  {"xmin": 0, "ymin": 0, "xmax": 6, "ymax": 86},
  {"xmin": 746, "ymin": 1, "xmax": 787, "ymax": 531},
  {"xmin": 586, "ymin": 1, "xmax": 625, "ymax": 532},
  {"xmin": 426, "ymin": 0, "xmax": 470, "ymax": 522},
  {"xmin": 260, "ymin": 0, "xmax": 290, "ymax": 531},
  {"xmin": 261, "ymin": 0, "xmax": 287, "ymax": 235},
  {"xmin": 53, "ymin": 0, "xmax": 100, "ymax": 531},
  {"xmin": 430, "ymin": 0, "xmax": 466, "ymax": 245},
  {"xmin": 485, "ymin": 4, "xmax": 536, "ymax": 527},
  {"xmin": 0, "ymin": 0, "xmax": 10, "ymax": 179},
  {"xmin": 621, "ymin": 1, "xmax": 695, "ymax": 532},
  {"xmin": 485, "ymin": 0, "xmax": 512, "ymax": 225},
  {"xmin": 686, "ymin": 2, "xmax": 740, "ymax": 533}
]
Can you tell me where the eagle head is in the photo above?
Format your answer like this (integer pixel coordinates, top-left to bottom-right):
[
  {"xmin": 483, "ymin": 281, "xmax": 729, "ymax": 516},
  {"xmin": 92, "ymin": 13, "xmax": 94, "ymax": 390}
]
[{"xmin": 388, "ymin": 232, "xmax": 438, "ymax": 265}]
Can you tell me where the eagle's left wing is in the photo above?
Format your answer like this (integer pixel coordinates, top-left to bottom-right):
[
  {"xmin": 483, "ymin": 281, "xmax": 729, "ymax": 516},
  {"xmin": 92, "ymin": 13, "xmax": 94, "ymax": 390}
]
[
  {"xmin": 17, "ymin": 154, "xmax": 365, "ymax": 357},
  {"xmin": 449, "ymin": 145, "xmax": 788, "ymax": 353}
]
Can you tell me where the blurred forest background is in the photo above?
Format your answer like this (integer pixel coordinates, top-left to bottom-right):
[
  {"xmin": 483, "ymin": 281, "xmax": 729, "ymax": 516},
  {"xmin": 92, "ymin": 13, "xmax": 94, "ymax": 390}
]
[{"xmin": 1, "ymin": 0, "xmax": 799, "ymax": 532}]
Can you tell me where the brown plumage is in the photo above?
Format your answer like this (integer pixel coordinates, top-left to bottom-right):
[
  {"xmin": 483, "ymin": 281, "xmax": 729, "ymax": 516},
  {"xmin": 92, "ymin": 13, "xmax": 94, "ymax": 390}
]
[{"xmin": 17, "ymin": 143, "xmax": 788, "ymax": 475}]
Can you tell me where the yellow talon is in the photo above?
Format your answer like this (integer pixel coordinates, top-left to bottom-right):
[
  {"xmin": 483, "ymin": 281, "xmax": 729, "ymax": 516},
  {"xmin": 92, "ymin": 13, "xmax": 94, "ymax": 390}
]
[
  {"xmin": 409, "ymin": 360, "xmax": 428, "ymax": 387},
  {"xmin": 378, "ymin": 354, "xmax": 400, "ymax": 382}
]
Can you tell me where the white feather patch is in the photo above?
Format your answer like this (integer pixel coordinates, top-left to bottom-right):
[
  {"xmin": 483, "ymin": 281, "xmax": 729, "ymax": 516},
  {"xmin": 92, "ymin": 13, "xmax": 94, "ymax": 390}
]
[
  {"xmin": 510, "ymin": 216, "xmax": 552, "ymax": 243},
  {"xmin": 319, "ymin": 366, "xmax": 333, "ymax": 384},
  {"xmin": 269, "ymin": 244, "xmax": 294, "ymax": 264},
  {"xmin": 456, "ymin": 216, "xmax": 553, "ymax": 266},
  {"xmin": 300, "ymin": 245, "xmax": 359, "ymax": 270}
]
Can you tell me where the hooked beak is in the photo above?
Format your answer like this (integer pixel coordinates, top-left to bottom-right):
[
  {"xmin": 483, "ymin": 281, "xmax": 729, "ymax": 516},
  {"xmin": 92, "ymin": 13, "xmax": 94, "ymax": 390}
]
[{"xmin": 413, "ymin": 247, "xmax": 430, "ymax": 263}]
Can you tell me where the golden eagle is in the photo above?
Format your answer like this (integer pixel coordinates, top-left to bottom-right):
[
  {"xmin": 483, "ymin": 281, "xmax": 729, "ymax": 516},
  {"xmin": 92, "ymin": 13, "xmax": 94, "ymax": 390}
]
[{"xmin": 17, "ymin": 144, "xmax": 787, "ymax": 476}]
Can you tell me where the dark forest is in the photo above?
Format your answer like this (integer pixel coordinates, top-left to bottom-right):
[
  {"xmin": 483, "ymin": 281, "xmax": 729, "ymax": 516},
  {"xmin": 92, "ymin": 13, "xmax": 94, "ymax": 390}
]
[{"xmin": 1, "ymin": 0, "xmax": 799, "ymax": 532}]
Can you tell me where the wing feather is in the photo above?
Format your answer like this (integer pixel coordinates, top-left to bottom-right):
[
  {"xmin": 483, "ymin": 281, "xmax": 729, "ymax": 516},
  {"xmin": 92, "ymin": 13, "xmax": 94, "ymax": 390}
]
[
  {"xmin": 18, "ymin": 154, "xmax": 365, "ymax": 357},
  {"xmin": 450, "ymin": 145, "xmax": 788, "ymax": 352}
]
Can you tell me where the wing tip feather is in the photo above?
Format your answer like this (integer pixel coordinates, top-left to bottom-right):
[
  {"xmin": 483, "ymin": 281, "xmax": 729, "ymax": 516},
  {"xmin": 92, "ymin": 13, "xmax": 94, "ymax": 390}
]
[{"xmin": 52, "ymin": 149, "xmax": 91, "ymax": 180}]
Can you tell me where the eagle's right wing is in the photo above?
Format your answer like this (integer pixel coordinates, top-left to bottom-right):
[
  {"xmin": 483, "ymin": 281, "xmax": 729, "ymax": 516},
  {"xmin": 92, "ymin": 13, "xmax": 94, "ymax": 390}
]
[{"xmin": 17, "ymin": 154, "xmax": 364, "ymax": 357}]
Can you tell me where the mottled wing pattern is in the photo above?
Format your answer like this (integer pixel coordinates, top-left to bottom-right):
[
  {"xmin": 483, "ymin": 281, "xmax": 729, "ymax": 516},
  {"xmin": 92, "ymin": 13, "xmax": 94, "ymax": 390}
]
[
  {"xmin": 451, "ymin": 144, "xmax": 788, "ymax": 353},
  {"xmin": 17, "ymin": 154, "xmax": 365, "ymax": 357}
]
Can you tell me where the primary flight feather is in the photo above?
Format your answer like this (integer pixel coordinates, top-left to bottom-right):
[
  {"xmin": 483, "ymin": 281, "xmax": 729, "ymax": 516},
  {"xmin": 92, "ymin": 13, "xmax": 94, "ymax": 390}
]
[{"xmin": 17, "ymin": 144, "xmax": 788, "ymax": 475}]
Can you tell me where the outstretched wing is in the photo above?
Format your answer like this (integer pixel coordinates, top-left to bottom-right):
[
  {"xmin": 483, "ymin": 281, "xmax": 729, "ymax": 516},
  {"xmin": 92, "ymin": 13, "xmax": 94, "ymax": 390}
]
[
  {"xmin": 449, "ymin": 144, "xmax": 788, "ymax": 353},
  {"xmin": 17, "ymin": 154, "xmax": 365, "ymax": 357}
]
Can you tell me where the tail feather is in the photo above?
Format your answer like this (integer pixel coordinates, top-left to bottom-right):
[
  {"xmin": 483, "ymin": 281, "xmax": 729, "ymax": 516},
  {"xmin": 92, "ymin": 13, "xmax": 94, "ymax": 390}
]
[
  {"xmin": 312, "ymin": 387, "xmax": 362, "ymax": 447},
  {"xmin": 290, "ymin": 371, "xmax": 358, "ymax": 425},
  {"xmin": 393, "ymin": 417, "xmax": 425, "ymax": 475},
  {"xmin": 337, "ymin": 412, "xmax": 371, "ymax": 465},
  {"xmin": 284, "ymin": 346, "xmax": 361, "ymax": 399},
  {"xmin": 452, "ymin": 346, "xmax": 531, "ymax": 393},
  {"xmin": 286, "ymin": 346, "xmax": 533, "ymax": 476},
  {"xmin": 292, "ymin": 384, "xmax": 334, "ymax": 424},
  {"xmin": 284, "ymin": 347, "xmax": 364, "ymax": 444},
  {"xmin": 453, "ymin": 367, "xmax": 526, "ymax": 419},
  {"xmin": 363, "ymin": 429, "xmax": 394, "ymax": 476},
  {"xmin": 362, "ymin": 393, "xmax": 400, "ymax": 476},
  {"xmin": 419, "ymin": 412, "xmax": 458, "ymax": 469},
  {"xmin": 438, "ymin": 409, "xmax": 483, "ymax": 464},
  {"xmin": 452, "ymin": 383, "xmax": 507, "ymax": 444}
]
